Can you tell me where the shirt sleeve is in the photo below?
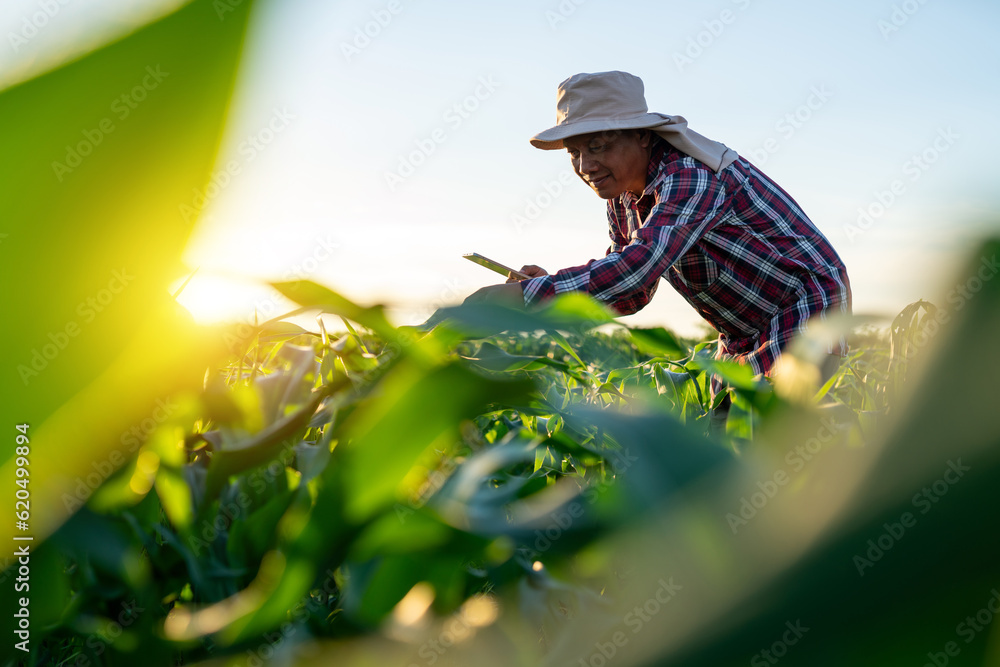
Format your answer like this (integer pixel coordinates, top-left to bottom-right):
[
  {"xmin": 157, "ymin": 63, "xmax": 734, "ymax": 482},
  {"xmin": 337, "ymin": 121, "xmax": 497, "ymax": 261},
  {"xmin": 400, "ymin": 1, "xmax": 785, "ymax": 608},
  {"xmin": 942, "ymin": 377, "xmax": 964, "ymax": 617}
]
[
  {"xmin": 602, "ymin": 202, "xmax": 661, "ymax": 313},
  {"xmin": 607, "ymin": 201, "xmax": 629, "ymax": 254},
  {"xmin": 522, "ymin": 163, "xmax": 728, "ymax": 315}
]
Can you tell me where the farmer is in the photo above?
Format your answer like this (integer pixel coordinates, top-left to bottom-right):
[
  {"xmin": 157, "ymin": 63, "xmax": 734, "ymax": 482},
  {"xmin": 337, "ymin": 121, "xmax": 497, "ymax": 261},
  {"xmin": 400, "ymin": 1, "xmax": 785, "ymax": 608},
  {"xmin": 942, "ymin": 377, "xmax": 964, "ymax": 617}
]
[{"xmin": 462, "ymin": 70, "xmax": 852, "ymax": 383}]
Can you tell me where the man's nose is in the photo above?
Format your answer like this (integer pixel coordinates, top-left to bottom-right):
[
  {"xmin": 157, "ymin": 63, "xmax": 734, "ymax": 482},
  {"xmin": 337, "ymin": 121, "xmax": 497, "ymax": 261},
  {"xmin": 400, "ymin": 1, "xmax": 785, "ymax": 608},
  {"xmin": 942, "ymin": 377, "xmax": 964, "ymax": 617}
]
[{"xmin": 578, "ymin": 155, "xmax": 598, "ymax": 173}]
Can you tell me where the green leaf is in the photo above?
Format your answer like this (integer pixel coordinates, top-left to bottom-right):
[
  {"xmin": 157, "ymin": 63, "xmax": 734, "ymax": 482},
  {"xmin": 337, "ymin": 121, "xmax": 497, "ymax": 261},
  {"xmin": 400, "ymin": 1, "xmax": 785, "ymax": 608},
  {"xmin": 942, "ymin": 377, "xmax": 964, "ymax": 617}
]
[
  {"xmin": 270, "ymin": 280, "xmax": 399, "ymax": 342},
  {"xmin": 428, "ymin": 293, "xmax": 614, "ymax": 341},
  {"xmin": 630, "ymin": 326, "xmax": 684, "ymax": 357},
  {"xmin": 339, "ymin": 361, "xmax": 533, "ymax": 522},
  {"xmin": 0, "ymin": 0, "xmax": 256, "ymax": 546},
  {"xmin": 227, "ymin": 488, "xmax": 297, "ymax": 571},
  {"xmin": 155, "ymin": 468, "xmax": 193, "ymax": 532},
  {"xmin": 462, "ymin": 342, "xmax": 570, "ymax": 372}
]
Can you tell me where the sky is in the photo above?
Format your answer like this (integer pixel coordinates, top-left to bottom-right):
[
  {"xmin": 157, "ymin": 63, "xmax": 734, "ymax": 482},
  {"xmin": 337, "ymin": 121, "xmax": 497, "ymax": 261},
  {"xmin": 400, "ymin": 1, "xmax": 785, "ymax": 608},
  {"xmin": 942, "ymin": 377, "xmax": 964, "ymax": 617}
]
[{"xmin": 3, "ymin": 0, "xmax": 999, "ymax": 336}]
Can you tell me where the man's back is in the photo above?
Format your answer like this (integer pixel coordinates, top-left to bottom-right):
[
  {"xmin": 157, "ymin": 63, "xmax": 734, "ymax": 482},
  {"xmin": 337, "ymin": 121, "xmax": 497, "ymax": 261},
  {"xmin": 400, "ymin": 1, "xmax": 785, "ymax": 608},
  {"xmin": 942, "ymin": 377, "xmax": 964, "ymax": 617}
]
[{"xmin": 606, "ymin": 139, "xmax": 851, "ymax": 348}]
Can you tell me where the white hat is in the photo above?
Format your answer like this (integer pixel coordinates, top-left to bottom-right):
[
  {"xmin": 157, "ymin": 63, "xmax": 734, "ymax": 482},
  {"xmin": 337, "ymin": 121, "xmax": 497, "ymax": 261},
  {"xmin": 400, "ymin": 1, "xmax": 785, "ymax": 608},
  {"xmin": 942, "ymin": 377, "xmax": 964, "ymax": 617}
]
[{"xmin": 531, "ymin": 71, "xmax": 737, "ymax": 173}]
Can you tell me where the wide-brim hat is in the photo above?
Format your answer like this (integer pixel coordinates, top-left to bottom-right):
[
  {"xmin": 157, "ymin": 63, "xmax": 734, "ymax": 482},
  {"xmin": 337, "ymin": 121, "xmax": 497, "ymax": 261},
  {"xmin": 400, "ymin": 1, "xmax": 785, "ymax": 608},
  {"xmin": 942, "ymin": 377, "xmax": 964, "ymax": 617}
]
[{"xmin": 530, "ymin": 71, "xmax": 737, "ymax": 174}]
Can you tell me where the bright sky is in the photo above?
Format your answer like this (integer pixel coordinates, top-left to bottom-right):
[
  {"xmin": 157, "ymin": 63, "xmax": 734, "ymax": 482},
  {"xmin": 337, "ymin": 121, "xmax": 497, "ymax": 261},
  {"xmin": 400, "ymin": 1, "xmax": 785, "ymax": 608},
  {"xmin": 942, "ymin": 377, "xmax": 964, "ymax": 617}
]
[{"xmin": 4, "ymin": 0, "xmax": 999, "ymax": 336}]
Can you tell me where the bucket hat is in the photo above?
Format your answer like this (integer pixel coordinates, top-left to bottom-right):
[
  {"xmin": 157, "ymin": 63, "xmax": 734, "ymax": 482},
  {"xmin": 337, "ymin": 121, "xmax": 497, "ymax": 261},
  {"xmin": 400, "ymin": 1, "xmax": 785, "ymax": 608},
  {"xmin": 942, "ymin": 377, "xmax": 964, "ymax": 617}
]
[{"xmin": 530, "ymin": 71, "xmax": 737, "ymax": 173}]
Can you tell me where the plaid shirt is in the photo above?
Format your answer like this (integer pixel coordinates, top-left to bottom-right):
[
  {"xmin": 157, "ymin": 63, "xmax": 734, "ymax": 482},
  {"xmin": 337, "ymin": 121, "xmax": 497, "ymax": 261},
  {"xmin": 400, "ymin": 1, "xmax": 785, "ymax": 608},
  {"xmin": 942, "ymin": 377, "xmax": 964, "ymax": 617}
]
[{"xmin": 522, "ymin": 138, "xmax": 852, "ymax": 376}]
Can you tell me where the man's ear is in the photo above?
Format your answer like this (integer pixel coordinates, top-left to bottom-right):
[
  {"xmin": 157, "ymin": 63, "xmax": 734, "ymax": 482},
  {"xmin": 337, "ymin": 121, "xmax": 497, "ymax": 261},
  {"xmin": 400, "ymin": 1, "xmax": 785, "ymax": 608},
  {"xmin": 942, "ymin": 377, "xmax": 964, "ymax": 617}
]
[{"xmin": 637, "ymin": 129, "xmax": 653, "ymax": 148}]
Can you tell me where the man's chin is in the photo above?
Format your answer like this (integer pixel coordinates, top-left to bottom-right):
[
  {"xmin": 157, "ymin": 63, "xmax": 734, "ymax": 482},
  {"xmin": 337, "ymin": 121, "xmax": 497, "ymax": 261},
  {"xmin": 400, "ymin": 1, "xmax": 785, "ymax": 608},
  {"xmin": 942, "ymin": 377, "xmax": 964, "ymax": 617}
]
[{"xmin": 593, "ymin": 187, "xmax": 622, "ymax": 200}]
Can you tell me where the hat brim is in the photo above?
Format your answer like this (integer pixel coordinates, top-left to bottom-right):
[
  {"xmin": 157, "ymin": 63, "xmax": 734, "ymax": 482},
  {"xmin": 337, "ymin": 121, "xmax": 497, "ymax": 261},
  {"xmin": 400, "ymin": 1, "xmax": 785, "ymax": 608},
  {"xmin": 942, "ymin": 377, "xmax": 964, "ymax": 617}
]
[{"xmin": 529, "ymin": 113, "xmax": 674, "ymax": 150}]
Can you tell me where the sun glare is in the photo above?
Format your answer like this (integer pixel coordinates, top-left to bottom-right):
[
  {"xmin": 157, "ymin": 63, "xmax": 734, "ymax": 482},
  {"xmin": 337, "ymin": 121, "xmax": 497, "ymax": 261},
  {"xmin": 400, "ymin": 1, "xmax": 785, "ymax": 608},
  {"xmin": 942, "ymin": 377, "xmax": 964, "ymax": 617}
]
[{"xmin": 170, "ymin": 271, "xmax": 278, "ymax": 325}]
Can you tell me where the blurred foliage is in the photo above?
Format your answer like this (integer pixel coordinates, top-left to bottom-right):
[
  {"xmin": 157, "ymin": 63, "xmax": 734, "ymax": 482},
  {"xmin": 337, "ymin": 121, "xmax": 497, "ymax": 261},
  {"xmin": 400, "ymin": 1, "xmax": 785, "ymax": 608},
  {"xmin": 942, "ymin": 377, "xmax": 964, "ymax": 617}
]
[
  {"xmin": 2, "ymin": 2, "xmax": 999, "ymax": 666},
  {"xmin": 0, "ymin": 0, "xmax": 255, "ymax": 549},
  {"xmin": 4, "ymin": 253, "xmax": 999, "ymax": 666}
]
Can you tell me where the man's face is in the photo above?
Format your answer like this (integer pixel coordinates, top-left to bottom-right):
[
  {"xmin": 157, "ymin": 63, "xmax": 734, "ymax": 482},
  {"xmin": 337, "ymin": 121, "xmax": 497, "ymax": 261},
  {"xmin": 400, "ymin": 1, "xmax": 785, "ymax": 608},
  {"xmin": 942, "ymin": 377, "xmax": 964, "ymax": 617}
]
[{"xmin": 564, "ymin": 130, "xmax": 652, "ymax": 200}]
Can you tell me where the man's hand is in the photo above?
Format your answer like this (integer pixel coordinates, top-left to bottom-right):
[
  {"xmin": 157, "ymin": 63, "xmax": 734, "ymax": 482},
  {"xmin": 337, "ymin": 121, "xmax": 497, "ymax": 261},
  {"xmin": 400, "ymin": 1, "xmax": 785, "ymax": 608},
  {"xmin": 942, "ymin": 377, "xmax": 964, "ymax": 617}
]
[
  {"xmin": 462, "ymin": 282, "xmax": 525, "ymax": 308},
  {"xmin": 506, "ymin": 265, "xmax": 548, "ymax": 284}
]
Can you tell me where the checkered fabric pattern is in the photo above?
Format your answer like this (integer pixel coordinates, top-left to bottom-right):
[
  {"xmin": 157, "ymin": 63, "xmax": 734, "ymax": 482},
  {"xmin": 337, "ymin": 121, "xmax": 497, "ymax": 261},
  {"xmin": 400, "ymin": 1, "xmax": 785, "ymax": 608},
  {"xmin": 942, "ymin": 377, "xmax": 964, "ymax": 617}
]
[{"xmin": 522, "ymin": 138, "xmax": 852, "ymax": 376}]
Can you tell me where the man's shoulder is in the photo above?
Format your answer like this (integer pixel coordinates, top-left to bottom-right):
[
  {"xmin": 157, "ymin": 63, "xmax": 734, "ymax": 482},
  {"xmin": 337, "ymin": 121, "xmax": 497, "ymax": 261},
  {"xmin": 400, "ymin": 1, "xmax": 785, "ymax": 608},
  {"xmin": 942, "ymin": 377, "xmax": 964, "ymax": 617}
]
[
  {"xmin": 649, "ymin": 148, "xmax": 727, "ymax": 198},
  {"xmin": 651, "ymin": 140, "xmax": 720, "ymax": 180}
]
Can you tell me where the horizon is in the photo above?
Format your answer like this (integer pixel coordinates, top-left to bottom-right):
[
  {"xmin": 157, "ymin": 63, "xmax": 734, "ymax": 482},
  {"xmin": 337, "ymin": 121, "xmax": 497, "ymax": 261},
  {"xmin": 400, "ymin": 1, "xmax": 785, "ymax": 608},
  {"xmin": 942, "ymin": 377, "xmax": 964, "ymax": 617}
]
[{"xmin": 3, "ymin": 0, "xmax": 997, "ymax": 337}]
